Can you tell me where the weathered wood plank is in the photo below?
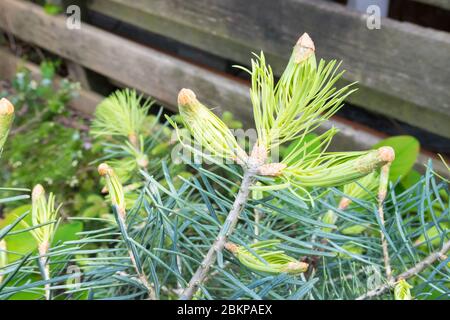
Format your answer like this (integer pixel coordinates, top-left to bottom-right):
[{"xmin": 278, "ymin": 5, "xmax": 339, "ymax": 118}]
[
  {"xmin": 0, "ymin": 44, "xmax": 448, "ymax": 177},
  {"xmin": 0, "ymin": 43, "xmax": 384, "ymax": 156},
  {"xmin": 88, "ymin": 0, "xmax": 450, "ymax": 138},
  {"xmin": 0, "ymin": 46, "xmax": 366, "ymax": 150}
]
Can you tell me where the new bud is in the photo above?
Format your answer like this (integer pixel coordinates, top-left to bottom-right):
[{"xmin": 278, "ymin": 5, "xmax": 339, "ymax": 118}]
[
  {"xmin": 97, "ymin": 163, "xmax": 126, "ymax": 216},
  {"xmin": 282, "ymin": 147, "xmax": 395, "ymax": 189},
  {"xmin": 178, "ymin": 88, "xmax": 197, "ymax": 108},
  {"xmin": 176, "ymin": 88, "xmax": 247, "ymax": 165},
  {"xmin": 224, "ymin": 242, "xmax": 239, "ymax": 254},
  {"xmin": 0, "ymin": 98, "xmax": 14, "ymax": 115},
  {"xmin": 0, "ymin": 98, "xmax": 15, "ymax": 150},
  {"xmin": 32, "ymin": 184, "xmax": 45, "ymax": 202},
  {"xmin": 321, "ymin": 209, "xmax": 338, "ymax": 233},
  {"xmin": 98, "ymin": 163, "xmax": 112, "ymax": 176},
  {"xmin": 29, "ymin": 184, "xmax": 60, "ymax": 247},
  {"xmin": 227, "ymin": 240, "xmax": 308, "ymax": 275},
  {"xmin": 293, "ymin": 33, "xmax": 316, "ymax": 63},
  {"xmin": 282, "ymin": 261, "xmax": 309, "ymax": 274}
]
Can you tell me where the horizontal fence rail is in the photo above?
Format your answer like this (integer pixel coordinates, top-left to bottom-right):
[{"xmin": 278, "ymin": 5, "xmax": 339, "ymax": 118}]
[
  {"xmin": 0, "ymin": 46, "xmax": 446, "ymax": 177},
  {"xmin": 1, "ymin": 0, "xmax": 449, "ymax": 138},
  {"xmin": 0, "ymin": 0, "xmax": 448, "ymax": 176},
  {"xmin": 86, "ymin": 0, "xmax": 450, "ymax": 138}
]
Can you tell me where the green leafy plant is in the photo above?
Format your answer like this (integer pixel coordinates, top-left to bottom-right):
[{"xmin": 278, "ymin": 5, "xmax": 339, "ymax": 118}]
[{"xmin": 0, "ymin": 61, "xmax": 100, "ymax": 217}]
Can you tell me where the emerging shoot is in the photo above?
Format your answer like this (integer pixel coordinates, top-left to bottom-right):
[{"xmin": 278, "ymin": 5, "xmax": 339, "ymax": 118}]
[
  {"xmin": 25, "ymin": 184, "xmax": 61, "ymax": 300},
  {"xmin": 172, "ymin": 32, "xmax": 398, "ymax": 300},
  {"xmin": 98, "ymin": 163, "xmax": 126, "ymax": 217},
  {"xmin": 225, "ymin": 241, "xmax": 308, "ymax": 275},
  {"xmin": 0, "ymin": 98, "xmax": 14, "ymax": 151}
]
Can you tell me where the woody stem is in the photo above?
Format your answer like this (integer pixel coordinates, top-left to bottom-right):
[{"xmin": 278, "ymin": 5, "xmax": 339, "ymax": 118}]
[
  {"xmin": 38, "ymin": 242, "xmax": 50, "ymax": 300},
  {"xmin": 179, "ymin": 169, "xmax": 256, "ymax": 300}
]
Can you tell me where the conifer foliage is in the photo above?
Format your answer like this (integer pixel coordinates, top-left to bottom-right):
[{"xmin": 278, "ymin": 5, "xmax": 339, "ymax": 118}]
[{"xmin": 0, "ymin": 34, "xmax": 449, "ymax": 300}]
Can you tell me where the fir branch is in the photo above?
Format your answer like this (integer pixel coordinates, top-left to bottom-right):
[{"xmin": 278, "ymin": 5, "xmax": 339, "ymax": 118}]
[
  {"xmin": 98, "ymin": 164, "xmax": 156, "ymax": 299},
  {"xmin": 114, "ymin": 205, "xmax": 156, "ymax": 300},
  {"xmin": 91, "ymin": 89, "xmax": 153, "ymax": 141},
  {"xmin": 356, "ymin": 240, "xmax": 450, "ymax": 300},
  {"xmin": 180, "ymin": 169, "xmax": 256, "ymax": 299}
]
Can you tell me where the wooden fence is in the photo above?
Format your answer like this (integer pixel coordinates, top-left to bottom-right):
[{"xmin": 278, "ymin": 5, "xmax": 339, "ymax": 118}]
[
  {"xmin": 0, "ymin": 0, "xmax": 448, "ymax": 175},
  {"xmin": 87, "ymin": 0, "xmax": 450, "ymax": 138}
]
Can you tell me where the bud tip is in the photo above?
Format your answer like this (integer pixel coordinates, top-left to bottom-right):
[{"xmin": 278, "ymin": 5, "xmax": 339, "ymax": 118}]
[
  {"xmin": 224, "ymin": 242, "xmax": 239, "ymax": 254},
  {"xmin": 296, "ymin": 32, "xmax": 315, "ymax": 51},
  {"xmin": 32, "ymin": 184, "xmax": 45, "ymax": 200},
  {"xmin": 285, "ymin": 261, "xmax": 309, "ymax": 273},
  {"xmin": 178, "ymin": 88, "xmax": 197, "ymax": 106},
  {"xmin": 137, "ymin": 155, "xmax": 149, "ymax": 168},
  {"xmin": 294, "ymin": 33, "xmax": 316, "ymax": 63},
  {"xmin": 378, "ymin": 146, "xmax": 395, "ymax": 163},
  {"xmin": 98, "ymin": 163, "xmax": 112, "ymax": 176},
  {"xmin": 338, "ymin": 197, "xmax": 351, "ymax": 210},
  {"xmin": 0, "ymin": 98, "xmax": 14, "ymax": 115}
]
